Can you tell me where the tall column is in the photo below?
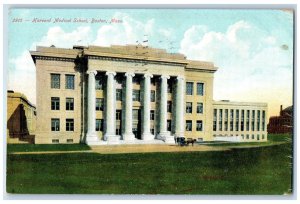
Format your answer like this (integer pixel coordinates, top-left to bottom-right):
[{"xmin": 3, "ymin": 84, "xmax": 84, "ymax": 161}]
[
  {"xmin": 175, "ymin": 76, "xmax": 185, "ymax": 138},
  {"xmin": 104, "ymin": 71, "xmax": 120, "ymax": 144},
  {"xmin": 86, "ymin": 70, "xmax": 98, "ymax": 144},
  {"xmin": 141, "ymin": 73, "xmax": 154, "ymax": 140},
  {"xmin": 122, "ymin": 72, "xmax": 135, "ymax": 141},
  {"xmin": 158, "ymin": 75, "xmax": 174, "ymax": 144}
]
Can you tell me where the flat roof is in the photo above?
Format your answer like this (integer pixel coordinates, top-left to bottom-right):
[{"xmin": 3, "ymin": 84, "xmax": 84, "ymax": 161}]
[{"xmin": 30, "ymin": 45, "xmax": 218, "ymax": 71}]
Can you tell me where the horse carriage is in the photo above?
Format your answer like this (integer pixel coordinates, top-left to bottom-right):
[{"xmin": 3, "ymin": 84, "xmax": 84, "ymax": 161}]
[{"xmin": 176, "ymin": 137, "xmax": 197, "ymax": 146}]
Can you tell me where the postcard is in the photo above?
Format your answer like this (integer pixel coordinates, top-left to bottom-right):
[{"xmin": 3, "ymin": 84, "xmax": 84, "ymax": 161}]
[{"xmin": 5, "ymin": 6, "xmax": 294, "ymax": 196}]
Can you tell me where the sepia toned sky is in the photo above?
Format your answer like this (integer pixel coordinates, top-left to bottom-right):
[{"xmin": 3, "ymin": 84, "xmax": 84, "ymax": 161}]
[{"xmin": 8, "ymin": 9, "xmax": 294, "ymax": 117}]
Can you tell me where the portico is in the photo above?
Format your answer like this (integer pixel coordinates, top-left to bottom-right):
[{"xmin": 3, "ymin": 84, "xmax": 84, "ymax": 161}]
[{"xmin": 85, "ymin": 69, "xmax": 185, "ymax": 145}]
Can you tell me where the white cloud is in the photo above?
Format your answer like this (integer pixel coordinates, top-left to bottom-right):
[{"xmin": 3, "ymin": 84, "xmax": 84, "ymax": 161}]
[
  {"xmin": 180, "ymin": 21, "xmax": 293, "ymax": 116},
  {"xmin": 8, "ymin": 51, "xmax": 36, "ymax": 105},
  {"xmin": 31, "ymin": 26, "xmax": 92, "ymax": 50},
  {"xmin": 93, "ymin": 12, "xmax": 155, "ymax": 46}
]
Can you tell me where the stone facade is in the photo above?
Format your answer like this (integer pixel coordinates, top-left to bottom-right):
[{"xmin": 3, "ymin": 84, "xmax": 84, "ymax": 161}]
[
  {"xmin": 30, "ymin": 45, "xmax": 267, "ymax": 145},
  {"xmin": 7, "ymin": 90, "xmax": 36, "ymax": 143}
]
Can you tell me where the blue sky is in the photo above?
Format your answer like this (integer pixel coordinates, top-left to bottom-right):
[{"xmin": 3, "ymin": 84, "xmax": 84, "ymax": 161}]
[{"xmin": 8, "ymin": 8, "xmax": 294, "ymax": 116}]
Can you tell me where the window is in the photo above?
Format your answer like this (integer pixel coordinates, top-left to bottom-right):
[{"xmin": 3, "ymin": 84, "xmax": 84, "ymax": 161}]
[
  {"xmin": 96, "ymin": 98, "xmax": 104, "ymax": 111},
  {"xmin": 262, "ymin": 111, "xmax": 266, "ymax": 131},
  {"xmin": 196, "ymin": 120, "xmax": 203, "ymax": 131},
  {"xmin": 213, "ymin": 109, "xmax": 217, "ymax": 131},
  {"xmin": 133, "ymin": 109, "xmax": 139, "ymax": 120},
  {"xmin": 51, "ymin": 74, "xmax": 60, "ymax": 89},
  {"xmin": 66, "ymin": 119, "xmax": 74, "ymax": 131},
  {"xmin": 116, "ymin": 89, "xmax": 122, "ymax": 101},
  {"xmin": 246, "ymin": 134, "xmax": 249, "ymax": 139},
  {"xmin": 197, "ymin": 83, "xmax": 204, "ymax": 96},
  {"xmin": 219, "ymin": 109, "xmax": 223, "ymax": 131},
  {"xmin": 151, "ymin": 90, "xmax": 155, "ymax": 102},
  {"xmin": 167, "ymin": 101, "xmax": 172, "ymax": 113},
  {"xmin": 133, "ymin": 77, "xmax": 140, "ymax": 84},
  {"xmin": 241, "ymin": 110, "xmax": 244, "ymax": 131},
  {"xmin": 252, "ymin": 110, "xmax": 255, "ymax": 131},
  {"xmin": 186, "ymin": 102, "xmax": 192, "ymax": 113},
  {"xmin": 51, "ymin": 97, "xmax": 60, "ymax": 110},
  {"xmin": 186, "ymin": 82, "xmax": 193, "ymax": 95},
  {"xmin": 150, "ymin": 110, "xmax": 155, "ymax": 120},
  {"xmin": 116, "ymin": 128, "xmax": 121, "ymax": 135},
  {"xmin": 257, "ymin": 110, "xmax": 260, "ymax": 131},
  {"xmin": 257, "ymin": 134, "xmax": 260, "ymax": 141},
  {"xmin": 96, "ymin": 119, "xmax": 103, "ymax": 131},
  {"xmin": 167, "ymin": 81, "xmax": 172, "ymax": 93},
  {"xmin": 224, "ymin": 109, "xmax": 228, "ymax": 131},
  {"xmin": 246, "ymin": 110, "xmax": 250, "ymax": 131},
  {"xmin": 95, "ymin": 75, "xmax": 104, "ymax": 90},
  {"xmin": 186, "ymin": 120, "xmax": 192, "ymax": 131},
  {"xmin": 133, "ymin": 90, "xmax": 140, "ymax": 101},
  {"xmin": 197, "ymin": 103, "xmax": 203, "ymax": 114},
  {"xmin": 51, "ymin": 118, "xmax": 60, "ymax": 131},
  {"xmin": 252, "ymin": 134, "xmax": 255, "ymax": 139},
  {"xmin": 66, "ymin": 98, "xmax": 74, "ymax": 110},
  {"xmin": 67, "ymin": 139, "xmax": 73, "ymax": 143},
  {"xmin": 262, "ymin": 134, "xmax": 265, "ymax": 140},
  {"xmin": 65, "ymin": 75, "xmax": 75, "ymax": 89},
  {"xmin": 236, "ymin": 110, "xmax": 239, "ymax": 131},
  {"xmin": 230, "ymin": 109, "xmax": 234, "ymax": 131},
  {"xmin": 167, "ymin": 120, "xmax": 172, "ymax": 131},
  {"xmin": 151, "ymin": 78, "xmax": 155, "ymax": 85},
  {"xmin": 52, "ymin": 139, "xmax": 59, "ymax": 144},
  {"xmin": 241, "ymin": 134, "xmax": 244, "ymax": 140},
  {"xmin": 116, "ymin": 110, "xmax": 122, "ymax": 120},
  {"xmin": 150, "ymin": 129, "xmax": 155, "ymax": 135}
]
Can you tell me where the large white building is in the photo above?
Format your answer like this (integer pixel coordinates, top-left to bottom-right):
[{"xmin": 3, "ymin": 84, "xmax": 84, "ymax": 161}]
[{"xmin": 30, "ymin": 45, "xmax": 268, "ymax": 145}]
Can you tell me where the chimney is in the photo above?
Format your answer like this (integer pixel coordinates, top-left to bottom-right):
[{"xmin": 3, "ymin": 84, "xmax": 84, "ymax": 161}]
[{"xmin": 280, "ymin": 105, "xmax": 283, "ymax": 115}]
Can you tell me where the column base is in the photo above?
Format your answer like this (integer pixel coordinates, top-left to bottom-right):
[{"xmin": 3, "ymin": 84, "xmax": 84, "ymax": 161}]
[
  {"xmin": 104, "ymin": 134, "xmax": 121, "ymax": 145},
  {"xmin": 141, "ymin": 133, "xmax": 155, "ymax": 141},
  {"xmin": 85, "ymin": 132, "xmax": 99, "ymax": 145},
  {"xmin": 157, "ymin": 131, "xmax": 175, "ymax": 144},
  {"xmin": 122, "ymin": 133, "xmax": 136, "ymax": 142}
]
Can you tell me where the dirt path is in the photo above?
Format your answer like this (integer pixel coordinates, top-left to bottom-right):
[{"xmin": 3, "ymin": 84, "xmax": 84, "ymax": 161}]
[
  {"xmin": 8, "ymin": 142, "xmax": 287, "ymax": 155},
  {"xmin": 90, "ymin": 144, "xmax": 231, "ymax": 154}
]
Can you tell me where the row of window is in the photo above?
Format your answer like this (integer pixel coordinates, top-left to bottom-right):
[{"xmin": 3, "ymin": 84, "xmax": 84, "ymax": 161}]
[
  {"xmin": 186, "ymin": 120, "xmax": 203, "ymax": 131},
  {"xmin": 96, "ymin": 75, "xmax": 205, "ymax": 97},
  {"xmin": 213, "ymin": 109, "xmax": 266, "ymax": 132},
  {"xmin": 186, "ymin": 82, "xmax": 204, "ymax": 96},
  {"xmin": 51, "ymin": 97, "xmax": 74, "ymax": 110},
  {"xmin": 51, "ymin": 118, "xmax": 204, "ymax": 132},
  {"xmin": 51, "ymin": 74, "xmax": 75, "ymax": 89},
  {"xmin": 186, "ymin": 102, "xmax": 203, "ymax": 114},
  {"xmin": 52, "ymin": 139, "xmax": 74, "ymax": 144},
  {"xmin": 52, "ymin": 73, "xmax": 204, "ymax": 98},
  {"xmin": 214, "ymin": 134, "xmax": 265, "ymax": 140},
  {"xmin": 51, "ymin": 118, "xmax": 74, "ymax": 131},
  {"xmin": 51, "ymin": 96, "xmax": 204, "ymax": 116}
]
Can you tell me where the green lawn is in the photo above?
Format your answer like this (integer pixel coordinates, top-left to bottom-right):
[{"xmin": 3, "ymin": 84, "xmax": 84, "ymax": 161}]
[
  {"xmin": 7, "ymin": 143, "xmax": 91, "ymax": 153},
  {"xmin": 7, "ymin": 140, "xmax": 292, "ymax": 194},
  {"xmin": 203, "ymin": 134, "xmax": 292, "ymax": 147}
]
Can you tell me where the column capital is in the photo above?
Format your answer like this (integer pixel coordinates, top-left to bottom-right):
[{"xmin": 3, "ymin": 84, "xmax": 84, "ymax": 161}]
[
  {"xmin": 161, "ymin": 75, "xmax": 170, "ymax": 80},
  {"xmin": 106, "ymin": 71, "xmax": 116, "ymax": 77},
  {"xmin": 125, "ymin": 72, "xmax": 135, "ymax": 77},
  {"xmin": 87, "ymin": 70, "xmax": 97, "ymax": 76},
  {"xmin": 144, "ymin": 73, "xmax": 153, "ymax": 78},
  {"xmin": 177, "ymin": 75, "xmax": 185, "ymax": 81}
]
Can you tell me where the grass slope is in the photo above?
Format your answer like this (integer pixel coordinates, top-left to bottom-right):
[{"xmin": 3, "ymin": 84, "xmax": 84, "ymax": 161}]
[{"xmin": 7, "ymin": 141, "xmax": 292, "ymax": 194}]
